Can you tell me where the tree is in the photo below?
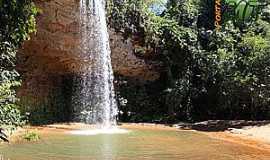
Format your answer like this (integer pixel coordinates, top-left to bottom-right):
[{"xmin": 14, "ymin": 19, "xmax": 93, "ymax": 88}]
[
  {"xmin": 108, "ymin": 0, "xmax": 270, "ymax": 122},
  {"xmin": 0, "ymin": 0, "xmax": 37, "ymax": 129}
]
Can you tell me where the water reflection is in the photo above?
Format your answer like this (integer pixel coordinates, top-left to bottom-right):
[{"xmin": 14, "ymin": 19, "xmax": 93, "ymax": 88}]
[{"xmin": 0, "ymin": 128, "xmax": 269, "ymax": 160}]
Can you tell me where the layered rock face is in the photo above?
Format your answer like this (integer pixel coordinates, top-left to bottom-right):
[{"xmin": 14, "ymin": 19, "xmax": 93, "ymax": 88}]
[{"xmin": 17, "ymin": 0, "xmax": 159, "ymax": 123}]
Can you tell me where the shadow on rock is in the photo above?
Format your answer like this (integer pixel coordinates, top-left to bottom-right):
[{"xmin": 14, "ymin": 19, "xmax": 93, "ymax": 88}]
[{"xmin": 0, "ymin": 128, "xmax": 9, "ymax": 142}]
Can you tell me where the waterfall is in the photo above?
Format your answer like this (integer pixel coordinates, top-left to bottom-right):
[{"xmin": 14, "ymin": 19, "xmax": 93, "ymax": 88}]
[{"xmin": 71, "ymin": 0, "xmax": 118, "ymax": 128}]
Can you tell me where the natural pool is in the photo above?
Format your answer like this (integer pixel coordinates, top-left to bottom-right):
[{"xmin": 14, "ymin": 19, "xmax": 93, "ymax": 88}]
[{"xmin": 0, "ymin": 126, "xmax": 269, "ymax": 160}]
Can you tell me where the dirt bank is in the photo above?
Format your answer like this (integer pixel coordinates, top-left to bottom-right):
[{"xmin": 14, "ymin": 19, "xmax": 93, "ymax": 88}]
[{"xmin": 173, "ymin": 121, "xmax": 270, "ymax": 152}]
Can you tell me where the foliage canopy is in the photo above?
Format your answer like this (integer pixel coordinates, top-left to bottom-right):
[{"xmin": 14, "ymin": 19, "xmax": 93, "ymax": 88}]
[
  {"xmin": 0, "ymin": 0, "xmax": 37, "ymax": 128},
  {"xmin": 108, "ymin": 0, "xmax": 270, "ymax": 122}
]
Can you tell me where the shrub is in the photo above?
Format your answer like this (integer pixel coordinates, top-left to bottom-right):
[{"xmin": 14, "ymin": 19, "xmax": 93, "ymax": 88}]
[
  {"xmin": 0, "ymin": 0, "xmax": 37, "ymax": 127},
  {"xmin": 22, "ymin": 131, "xmax": 40, "ymax": 141}
]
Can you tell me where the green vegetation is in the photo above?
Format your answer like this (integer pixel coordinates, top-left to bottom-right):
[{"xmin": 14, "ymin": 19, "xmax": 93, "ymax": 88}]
[
  {"xmin": 22, "ymin": 131, "xmax": 40, "ymax": 141},
  {"xmin": 109, "ymin": 0, "xmax": 270, "ymax": 122},
  {"xmin": 0, "ymin": 0, "xmax": 37, "ymax": 129}
]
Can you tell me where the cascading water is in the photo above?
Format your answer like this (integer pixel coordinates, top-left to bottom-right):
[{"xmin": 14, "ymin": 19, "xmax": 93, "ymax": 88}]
[{"xmin": 71, "ymin": 0, "xmax": 118, "ymax": 129}]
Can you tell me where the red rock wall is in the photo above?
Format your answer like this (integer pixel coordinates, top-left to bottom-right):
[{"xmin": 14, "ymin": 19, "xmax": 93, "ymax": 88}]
[{"xmin": 17, "ymin": 0, "xmax": 160, "ymax": 122}]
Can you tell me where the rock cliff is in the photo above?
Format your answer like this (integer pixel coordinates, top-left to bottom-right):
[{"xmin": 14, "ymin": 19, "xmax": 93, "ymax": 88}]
[{"xmin": 17, "ymin": 0, "xmax": 159, "ymax": 123}]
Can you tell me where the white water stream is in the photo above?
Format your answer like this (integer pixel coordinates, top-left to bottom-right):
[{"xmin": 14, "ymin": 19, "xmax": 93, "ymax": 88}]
[{"xmin": 71, "ymin": 0, "xmax": 118, "ymax": 129}]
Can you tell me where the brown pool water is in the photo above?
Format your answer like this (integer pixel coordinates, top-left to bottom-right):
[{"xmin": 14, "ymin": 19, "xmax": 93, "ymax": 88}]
[{"xmin": 0, "ymin": 127, "xmax": 269, "ymax": 160}]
